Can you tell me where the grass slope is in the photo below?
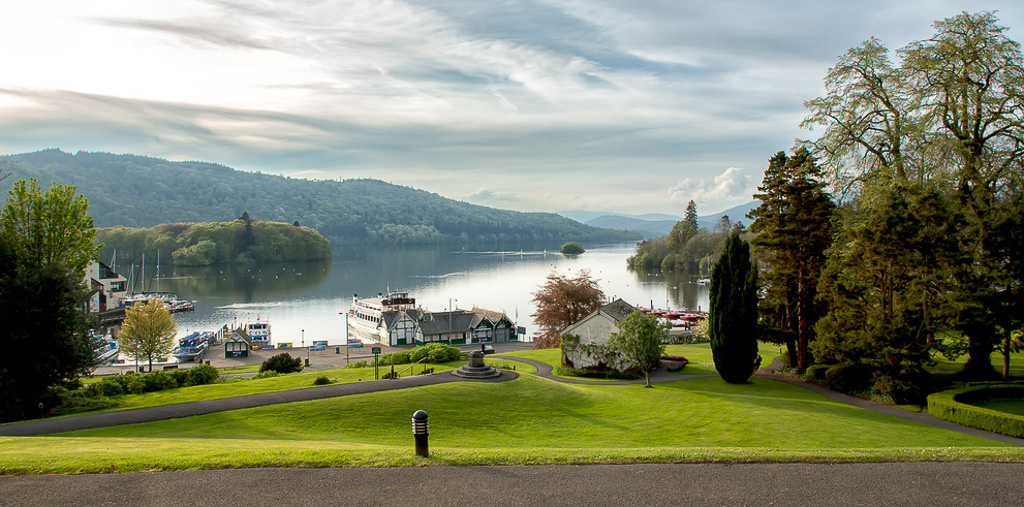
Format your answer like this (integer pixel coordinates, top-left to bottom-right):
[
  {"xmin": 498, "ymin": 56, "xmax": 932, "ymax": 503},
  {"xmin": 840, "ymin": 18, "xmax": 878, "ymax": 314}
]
[{"xmin": 2, "ymin": 371, "xmax": 1019, "ymax": 474}]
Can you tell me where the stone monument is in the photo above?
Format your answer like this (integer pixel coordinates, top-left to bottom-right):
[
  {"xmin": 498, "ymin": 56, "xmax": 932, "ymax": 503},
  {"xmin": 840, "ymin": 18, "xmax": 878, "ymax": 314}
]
[{"xmin": 452, "ymin": 350, "xmax": 501, "ymax": 378}]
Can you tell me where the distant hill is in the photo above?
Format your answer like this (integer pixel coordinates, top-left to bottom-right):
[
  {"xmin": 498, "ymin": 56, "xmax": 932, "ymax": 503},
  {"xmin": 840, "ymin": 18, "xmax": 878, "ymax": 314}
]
[
  {"xmin": 0, "ymin": 149, "xmax": 635, "ymax": 247},
  {"xmin": 585, "ymin": 216, "xmax": 677, "ymax": 237},
  {"xmin": 559, "ymin": 201, "xmax": 758, "ymax": 238}
]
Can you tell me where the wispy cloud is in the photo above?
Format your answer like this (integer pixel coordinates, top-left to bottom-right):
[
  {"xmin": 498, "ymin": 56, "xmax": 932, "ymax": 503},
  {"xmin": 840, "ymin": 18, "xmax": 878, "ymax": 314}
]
[{"xmin": 1, "ymin": 1, "xmax": 1022, "ymax": 214}]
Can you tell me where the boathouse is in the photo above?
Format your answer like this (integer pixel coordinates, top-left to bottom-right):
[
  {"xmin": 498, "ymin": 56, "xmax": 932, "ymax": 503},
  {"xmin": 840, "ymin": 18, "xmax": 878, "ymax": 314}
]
[{"xmin": 224, "ymin": 328, "xmax": 252, "ymax": 358}]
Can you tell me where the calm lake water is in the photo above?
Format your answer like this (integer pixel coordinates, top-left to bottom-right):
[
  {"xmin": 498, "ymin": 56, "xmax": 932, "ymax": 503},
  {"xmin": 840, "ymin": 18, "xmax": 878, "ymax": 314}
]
[{"xmin": 142, "ymin": 244, "xmax": 709, "ymax": 346}]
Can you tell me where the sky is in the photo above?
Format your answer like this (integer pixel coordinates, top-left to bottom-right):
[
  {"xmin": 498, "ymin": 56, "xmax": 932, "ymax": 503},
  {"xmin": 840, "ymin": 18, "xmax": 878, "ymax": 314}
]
[{"xmin": 1, "ymin": 1, "xmax": 1022, "ymax": 216}]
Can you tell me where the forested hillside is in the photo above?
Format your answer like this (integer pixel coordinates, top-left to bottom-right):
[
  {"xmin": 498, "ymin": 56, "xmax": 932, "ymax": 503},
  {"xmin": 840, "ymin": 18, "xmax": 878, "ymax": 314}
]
[
  {"xmin": 95, "ymin": 218, "xmax": 332, "ymax": 266},
  {"xmin": 0, "ymin": 149, "xmax": 633, "ymax": 246}
]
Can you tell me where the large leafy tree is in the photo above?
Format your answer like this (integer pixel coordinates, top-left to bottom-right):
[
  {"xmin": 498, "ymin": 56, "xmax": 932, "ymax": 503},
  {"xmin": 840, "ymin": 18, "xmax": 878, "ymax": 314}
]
[
  {"xmin": 0, "ymin": 178, "xmax": 101, "ymax": 275},
  {"xmin": 748, "ymin": 149, "xmax": 835, "ymax": 370},
  {"xmin": 608, "ymin": 310, "xmax": 668, "ymax": 387},
  {"xmin": 119, "ymin": 298, "xmax": 178, "ymax": 372},
  {"xmin": 802, "ymin": 11, "xmax": 1024, "ymax": 377},
  {"xmin": 531, "ymin": 269, "xmax": 604, "ymax": 348},
  {"xmin": 0, "ymin": 179, "xmax": 98, "ymax": 421},
  {"xmin": 0, "ymin": 241, "xmax": 94, "ymax": 421},
  {"xmin": 709, "ymin": 233, "xmax": 759, "ymax": 384}
]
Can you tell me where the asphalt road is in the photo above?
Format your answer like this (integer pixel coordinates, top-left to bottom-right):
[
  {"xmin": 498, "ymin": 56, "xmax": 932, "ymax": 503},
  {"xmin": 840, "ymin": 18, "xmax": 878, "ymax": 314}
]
[{"xmin": 2, "ymin": 463, "xmax": 1023, "ymax": 505}]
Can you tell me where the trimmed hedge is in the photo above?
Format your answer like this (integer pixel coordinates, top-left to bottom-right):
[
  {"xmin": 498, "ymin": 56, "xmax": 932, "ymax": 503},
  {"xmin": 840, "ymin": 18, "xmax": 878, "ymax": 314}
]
[{"xmin": 927, "ymin": 383, "xmax": 1024, "ymax": 438}]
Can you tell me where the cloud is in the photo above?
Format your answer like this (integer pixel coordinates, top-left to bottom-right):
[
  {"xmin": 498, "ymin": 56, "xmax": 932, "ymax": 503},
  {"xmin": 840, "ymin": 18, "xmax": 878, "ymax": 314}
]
[
  {"xmin": 463, "ymin": 187, "xmax": 521, "ymax": 207},
  {"xmin": 668, "ymin": 167, "xmax": 755, "ymax": 211}
]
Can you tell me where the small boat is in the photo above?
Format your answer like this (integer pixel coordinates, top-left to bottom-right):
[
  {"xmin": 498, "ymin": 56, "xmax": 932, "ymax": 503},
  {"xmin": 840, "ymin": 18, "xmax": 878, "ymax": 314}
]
[
  {"xmin": 171, "ymin": 331, "xmax": 212, "ymax": 362},
  {"xmin": 696, "ymin": 277, "xmax": 711, "ymax": 286},
  {"xmin": 93, "ymin": 333, "xmax": 120, "ymax": 364},
  {"xmin": 246, "ymin": 319, "xmax": 272, "ymax": 348}
]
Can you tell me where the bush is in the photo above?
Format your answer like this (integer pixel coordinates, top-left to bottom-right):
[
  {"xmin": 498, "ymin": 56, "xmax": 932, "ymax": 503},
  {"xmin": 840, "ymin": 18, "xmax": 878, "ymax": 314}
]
[
  {"xmin": 313, "ymin": 375, "xmax": 331, "ymax": 385},
  {"xmin": 143, "ymin": 371, "xmax": 178, "ymax": 392},
  {"xmin": 928, "ymin": 384, "xmax": 1024, "ymax": 438},
  {"xmin": 186, "ymin": 364, "xmax": 220, "ymax": 386},
  {"xmin": 127, "ymin": 377, "xmax": 145, "ymax": 395},
  {"xmin": 871, "ymin": 374, "xmax": 923, "ymax": 405},
  {"xmin": 805, "ymin": 364, "xmax": 832, "ymax": 382},
  {"xmin": 345, "ymin": 360, "xmax": 369, "ymax": 368},
  {"xmin": 254, "ymin": 371, "xmax": 280, "ymax": 379},
  {"xmin": 824, "ymin": 362, "xmax": 874, "ymax": 393},
  {"xmin": 260, "ymin": 352, "xmax": 304, "ymax": 374},
  {"xmin": 606, "ymin": 368, "xmax": 642, "ymax": 380},
  {"xmin": 97, "ymin": 376, "xmax": 124, "ymax": 396}
]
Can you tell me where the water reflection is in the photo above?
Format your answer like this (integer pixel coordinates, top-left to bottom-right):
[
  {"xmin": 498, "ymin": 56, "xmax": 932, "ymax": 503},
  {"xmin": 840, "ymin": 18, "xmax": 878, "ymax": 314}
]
[{"xmin": 150, "ymin": 244, "xmax": 708, "ymax": 346}]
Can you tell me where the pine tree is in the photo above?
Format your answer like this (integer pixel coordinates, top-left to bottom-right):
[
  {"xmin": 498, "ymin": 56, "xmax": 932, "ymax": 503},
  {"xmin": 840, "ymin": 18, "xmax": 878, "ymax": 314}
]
[
  {"xmin": 748, "ymin": 149, "xmax": 835, "ymax": 370},
  {"xmin": 709, "ymin": 232, "xmax": 759, "ymax": 383},
  {"xmin": 684, "ymin": 200, "xmax": 698, "ymax": 229}
]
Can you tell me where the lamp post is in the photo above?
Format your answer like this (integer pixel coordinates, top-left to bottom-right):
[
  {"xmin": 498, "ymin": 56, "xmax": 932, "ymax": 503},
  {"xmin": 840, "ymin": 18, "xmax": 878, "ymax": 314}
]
[{"xmin": 303, "ymin": 329, "xmax": 308, "ymax": 364}]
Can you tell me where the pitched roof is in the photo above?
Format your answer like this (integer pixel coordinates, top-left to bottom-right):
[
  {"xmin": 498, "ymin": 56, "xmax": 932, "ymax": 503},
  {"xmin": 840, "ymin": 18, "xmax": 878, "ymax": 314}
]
[
  {"xmin": 599, "ymin": 298, "xmax": 636, "ymax": 322},
  {"xmin": 419, "ymin": 311, "xmax": 476, "ymax": 336}
]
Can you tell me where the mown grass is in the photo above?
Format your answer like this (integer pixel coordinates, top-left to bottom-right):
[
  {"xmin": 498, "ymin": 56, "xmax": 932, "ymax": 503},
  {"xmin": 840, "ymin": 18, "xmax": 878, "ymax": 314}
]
[
  {"xmin": 974, "ymin": 398, "xmax": 1024, "ymax": 417},
  {"xmin": 929, "ymin": 350, "xmax": 1024, "ymax": 376},
  {"xmin": 2, "ymin": 374, "xmax": 1020, "ymax": 475}
]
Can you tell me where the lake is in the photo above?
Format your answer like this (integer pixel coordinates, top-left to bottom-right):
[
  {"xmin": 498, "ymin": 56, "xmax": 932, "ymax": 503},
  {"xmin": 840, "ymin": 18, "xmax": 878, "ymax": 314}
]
[{"xmin": 142, "ymin": 244, "xmax": 709, "ymax": 346}]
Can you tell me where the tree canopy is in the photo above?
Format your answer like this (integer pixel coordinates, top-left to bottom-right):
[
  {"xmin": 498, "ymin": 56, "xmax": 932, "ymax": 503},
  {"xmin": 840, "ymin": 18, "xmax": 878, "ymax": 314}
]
[
  {"xmin": 119, "ymin": 298, "xmax": 178, "ymax": 372},
  {"xmin": 608, "ymin": 310, "xmax": 668, "ymax": 387},
  {"xmin": 0, "ymin": 178, "xmax": 101, "ymax": 275},
  {"xmin": 709, "ymin": 233, "xmax": 759, "ymax": 384},
  {"xmin": 531, "ymin": 270, "xmax": 605, "ymax": 348}
]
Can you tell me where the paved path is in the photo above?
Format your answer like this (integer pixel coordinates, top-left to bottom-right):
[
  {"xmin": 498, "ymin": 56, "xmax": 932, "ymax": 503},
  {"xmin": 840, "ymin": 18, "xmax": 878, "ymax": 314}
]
[
  {"xmin": 0, "ymin": 370, "xmax": 516, "ymax": 436},
  {"xmin": 3, "ymin": 463, "xmax": 1024, "ymax": 505},
  {"xmin": 3, "ymin": 354, "xmax": 1022, "ymax": 448}
]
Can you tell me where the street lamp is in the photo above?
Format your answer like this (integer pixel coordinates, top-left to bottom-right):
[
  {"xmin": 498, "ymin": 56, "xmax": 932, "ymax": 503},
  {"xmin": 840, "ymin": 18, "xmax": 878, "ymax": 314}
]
[{"xmin": 303, "ymin": 329, "xmax": 307, "ymax": 363}]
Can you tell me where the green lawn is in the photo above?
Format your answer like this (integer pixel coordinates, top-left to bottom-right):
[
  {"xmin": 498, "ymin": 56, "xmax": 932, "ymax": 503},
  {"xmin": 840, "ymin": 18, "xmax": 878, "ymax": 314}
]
[
  {"xmin": 929, "ymin": 350, "xmax": 1024, "ymax": 376},
  {"xmin": 974, "ymin": 398, "xmax": 1024, "ymax": 417},
  {"xmin": 2, "ymin": 371, "xmax": 1020, "ymax": 474}
]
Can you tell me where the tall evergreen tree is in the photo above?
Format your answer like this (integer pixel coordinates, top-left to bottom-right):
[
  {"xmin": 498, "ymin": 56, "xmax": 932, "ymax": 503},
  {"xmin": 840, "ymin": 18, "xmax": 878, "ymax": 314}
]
[
  {"xmin": 749, "ymin": 149, "xmax": 835, "ymax": 370},
  {"xmin": 709, "ymin": 233, "xmax": 759, "ymax": 383},
  {"xmin": 684, "ymin": 200, "xmax": 699, "ymax": 230}
]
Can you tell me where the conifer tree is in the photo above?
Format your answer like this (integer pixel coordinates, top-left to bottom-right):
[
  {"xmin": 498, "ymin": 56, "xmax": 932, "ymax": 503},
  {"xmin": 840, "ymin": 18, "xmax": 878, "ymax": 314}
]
[
  {"xmin": 748, "ymin": 149, "xmax": 835, "ymax": 370},
  {"xmin": 709, "ymin": 232, "xmax": 759, "ymax": 383}
]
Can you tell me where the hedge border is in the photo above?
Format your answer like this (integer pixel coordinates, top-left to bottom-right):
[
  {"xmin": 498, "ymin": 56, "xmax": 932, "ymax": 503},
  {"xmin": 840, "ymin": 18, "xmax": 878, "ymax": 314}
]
[{"xmin": 927, "ymin": 382, "xmax": 1024, "ymax": 438}]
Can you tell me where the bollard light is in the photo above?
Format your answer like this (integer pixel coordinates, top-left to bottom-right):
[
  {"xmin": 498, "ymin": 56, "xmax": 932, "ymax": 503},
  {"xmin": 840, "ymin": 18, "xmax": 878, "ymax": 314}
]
[{"xmin": 412, "ymin": 410, "xmax": 429, "ymax": 457}]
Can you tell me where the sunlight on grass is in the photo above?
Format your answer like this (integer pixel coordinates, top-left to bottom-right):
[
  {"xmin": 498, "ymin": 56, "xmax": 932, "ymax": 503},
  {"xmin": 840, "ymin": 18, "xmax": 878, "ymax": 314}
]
[{"xmin": 3, "ymin": 374, "xmax": 1020, "ymax": 474}]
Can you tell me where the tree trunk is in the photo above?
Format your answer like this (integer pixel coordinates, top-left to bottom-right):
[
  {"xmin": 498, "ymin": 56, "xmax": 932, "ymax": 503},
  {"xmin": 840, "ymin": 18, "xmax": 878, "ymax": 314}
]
[{"xmin": 1003, "ymin": 329, "xmax": 1012, "ymax": 380}]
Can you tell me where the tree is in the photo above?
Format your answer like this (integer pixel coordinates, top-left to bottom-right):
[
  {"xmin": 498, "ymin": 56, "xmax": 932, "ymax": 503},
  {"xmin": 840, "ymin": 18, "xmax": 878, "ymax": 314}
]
[
  {"xmin": 748, "ymin": 149, "xmax": 836, "ymax": 370},
  {"xmin": 684, "ymin": 200, "xmax": 699, "ymax": 230},
  {"xmin": 0, "ymin": 241, "xmax": 94, "ymax": 421},
  {"xmin": 0, "ymin": 178, "xmax": 102, "ymax": 275},
  {"xmin": 560, "ymin": 242, "xmax": 585, "ymax": 255},
  {"xmin": 709, "ymin": 233, "xmax": 759, "ymax": 383},
  {"xmin": 812, "ymin": 186, "xmax": 965, "ymax": 378},
  {"xmin": 531, "ymin": 269, "xmax": 605, "ymax": 348},
  {"xmin": 119, "ymin": 298, "xmax": 178, "ymax": 372},
  {"xmin": 901, "ymin": 11, "xmax": 1024, "ymax": 377},
  {"xmin": 802, "ymin": 11, "xmax": 1024, "ymax": 378},
  {"xmin": 608, "ymin": 310, "xmax": 668, "ymax": 387}
]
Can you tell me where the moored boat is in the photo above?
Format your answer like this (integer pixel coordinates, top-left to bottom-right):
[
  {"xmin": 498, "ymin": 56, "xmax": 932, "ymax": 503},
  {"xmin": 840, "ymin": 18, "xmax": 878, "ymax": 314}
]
[
  {"xmin": 245, "ymin": 319, "xmax": 271, "ymax": 347},
  {"xmin": 171, "ymin": 331, "xmax": 212, "ymax": 362}
]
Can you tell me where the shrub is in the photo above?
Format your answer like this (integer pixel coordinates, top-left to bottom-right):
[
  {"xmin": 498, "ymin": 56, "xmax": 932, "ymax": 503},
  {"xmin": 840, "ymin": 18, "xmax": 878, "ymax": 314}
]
[
  {"xmin": 380, "ymin": 371, "xmax": 396, "ymax": 379},
  {"xmin": 260, "ymin": 352, "xmax": 304, "ymax": 374},
  {"xmin": 805, "ymin": 364, "xmax": 832, "ymax": 382},
  {"xmin": 97, "ymin": 377, "xmax": 124, "ymax": 396},
  {"xmin": 660, "ymin": 355, "xmax": 689, "ymax": 372},
  {"xmin": 254, "ymin": 371, "xmax": 280, "ymax": 379},
  {"xmin": 169, "ymin": 369, "xmax": 190, "ymax": 387},
  {"xmin": 871, "ymin": 374, "xmax": 923, "ymax": 405},
  {"xmin": 313, "ymin": 375, "xmax": 331, "ymax": 385},
  {"xmin": 143, "ymin": 372, "xmax": 178, "ymax": 392},
  {"xmin": 928, "ymin": 384, "xmax": 1024, "ymax": 438},
  {"xmin": 186, "ymin": 364, "xmax": 220, "ymax": 386},
  {"xmin": 345, "ymin": 360, "xmax": 369, "ymax": 368},
  {"xmin": 127, "ymin": 377, "xmax": 145, "ymax": 395},
  {"xmin": 606, "ymin": 368, "xmax": 641, "ymax": 380},
  {"xmin": 824, "ymin": 362, "xmax": 874, "ymax": 393}
]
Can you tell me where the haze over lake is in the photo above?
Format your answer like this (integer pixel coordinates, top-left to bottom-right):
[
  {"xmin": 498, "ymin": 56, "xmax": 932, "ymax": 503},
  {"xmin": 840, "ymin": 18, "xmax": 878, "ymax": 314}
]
[{"xmin": 141, "ymin": 244, "xmax": 709, "ymax": 346}]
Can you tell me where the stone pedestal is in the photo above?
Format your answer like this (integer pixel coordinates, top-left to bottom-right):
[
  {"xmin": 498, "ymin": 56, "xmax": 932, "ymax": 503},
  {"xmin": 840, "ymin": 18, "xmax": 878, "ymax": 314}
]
[{"xmin": 452, "ymin": 350, "xmax": 501, "ymax": 378}]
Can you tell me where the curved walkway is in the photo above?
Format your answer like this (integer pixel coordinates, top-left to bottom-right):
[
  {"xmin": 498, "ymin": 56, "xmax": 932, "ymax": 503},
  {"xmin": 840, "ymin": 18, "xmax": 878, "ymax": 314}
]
[
  {"xmin": 0, "ymin": 369, "xmax": 516, "ymax": 437},
  {"xmin": 3, "ymin": 355, "xmax": 1023, "ymax": 447}
]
